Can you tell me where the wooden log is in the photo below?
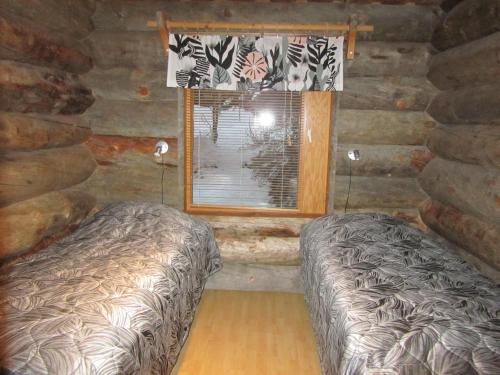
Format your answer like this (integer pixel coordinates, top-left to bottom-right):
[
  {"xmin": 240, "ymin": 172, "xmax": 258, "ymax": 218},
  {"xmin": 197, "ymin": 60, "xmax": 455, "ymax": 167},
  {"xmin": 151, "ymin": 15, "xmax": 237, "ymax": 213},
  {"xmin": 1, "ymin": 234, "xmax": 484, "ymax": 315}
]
[
  {"xmin": 93, "ymin": 1, "xmax": 437, "ymax": 42},
  {"xmin": 205, "ymin": 263, "xmax": 302, "ymax": 293},
  {"xmin": 82, "ymin": 68, "xmax": 177, "ymax": 102},
  {"xmin": 202, "ymin": 215, "xmax": 308, "ymax": 237},
  {"xmin": 0, "ymin": 14, "xmax": 92, "ymax": 74},
  {"xmin": 337, "ymin": 109, "xmax": 436, "ymax": 145},
  {"xmin": 345, "ymin": 42, "xmax": 430, "ymax": 77},
  {"xmin": 334, "ymin": 176, "xmax": 427, "ymax": 209},
  {"xmin": 428, "ymin": 227, "xmax": 500, "ymax": 283},
  {"xmin": 87, "ymin": 31, "xmax": 165, "ymax": 70},
  {"xmin": 0, "ymin": 0, "xmax": 94, "ymax": 40},
  {"xmin": 0, "ymin": 112, "xmax": 91, "ymax": 152},
  {"xmin": 428, "ymin": 32, "xmax": 500, "ymax": 90},
  {"xmin": 427, "ymin": 125, "xmax": 500, "ymax": 168},
  {"xmin": 203, "ymin": 215, "xmax": 305, "ymax": 265},
  {"xmin": 0, "ymin": 60, "xmax": 94, "ymax": 115},
  {"xmin": 83, "ymin": 98, "xmax": 178, "ymax": 137},
  {"xmin": 420, "ymin": 199, "xmax": 500, "ymax": 270},
  {"xmin": 341, "ymin": 77, "xmax": 436, "ymax": 111},
  {"xmin": 432, "ymin": 0, "xmax": 500, "ymax": 51},
  {"xmin": 418, "ymin": 157, "xmax": 500, "ymax": 222},
  {"xmin": 72, "ymin": 149, "xmax": 180, "ymax": 209},
  {"xmin": 86, "ymin": 134, "xmax": 178, "ymax": 167},
  {"xmin": 336, "ymin": 144, "xmax": 433, "ymax": 177},
  {"xmin": 427, "ymin": 83, "xmax": 500, "ymax": 125},
  {"xmin": 216, "ymin": 234, "xmax": 300, "ymax": 266},
  {"xmin": 0, "ymin": 190, "xmax": 95, "ymax": 260},
  {"xmin": 0, "ymin": 145, "xmax": 97, "ymax": 207}
]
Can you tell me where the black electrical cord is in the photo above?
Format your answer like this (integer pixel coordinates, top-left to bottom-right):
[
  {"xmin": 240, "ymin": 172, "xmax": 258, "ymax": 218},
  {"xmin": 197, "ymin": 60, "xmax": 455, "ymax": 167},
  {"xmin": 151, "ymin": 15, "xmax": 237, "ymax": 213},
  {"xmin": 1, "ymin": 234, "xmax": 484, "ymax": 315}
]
[
  {"xmin": 344, "ymin": 157, "xmax": 352, "ymax": 214},
  {"xmin": 161, "ymin": 153, "xmax": 165, "ymax": 205}
]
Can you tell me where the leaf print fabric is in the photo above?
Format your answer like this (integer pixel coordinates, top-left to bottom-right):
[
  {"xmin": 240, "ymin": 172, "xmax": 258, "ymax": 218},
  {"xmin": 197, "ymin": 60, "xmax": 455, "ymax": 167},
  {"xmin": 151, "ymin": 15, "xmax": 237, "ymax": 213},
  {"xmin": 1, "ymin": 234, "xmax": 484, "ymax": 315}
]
[
  {"xmin": 167, "ymin": 34, "xmax": 343, "ymax": 91},
  {"xmin": 0, "ymin": 202, "xmax": 222, "ymax": 375},
  {"xmin": 301, "ymin": 213, "xmax": 500, "ymax": 375}
]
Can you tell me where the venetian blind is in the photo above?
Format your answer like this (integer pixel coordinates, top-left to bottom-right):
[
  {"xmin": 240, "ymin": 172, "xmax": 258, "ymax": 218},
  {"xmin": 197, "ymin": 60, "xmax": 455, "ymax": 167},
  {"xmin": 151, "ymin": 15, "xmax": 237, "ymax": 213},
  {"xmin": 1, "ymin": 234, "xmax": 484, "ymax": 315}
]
[{"xmin": 191, "ymin": 89, "xmax": 303, "ymax": 209}]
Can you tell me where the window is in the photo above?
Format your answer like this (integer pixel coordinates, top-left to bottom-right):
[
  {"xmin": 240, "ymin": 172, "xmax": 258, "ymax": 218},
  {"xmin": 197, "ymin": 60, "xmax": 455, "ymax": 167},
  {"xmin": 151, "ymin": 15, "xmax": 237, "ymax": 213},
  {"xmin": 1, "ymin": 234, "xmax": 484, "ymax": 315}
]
[{"xmin": 184, "ymin": 89, "xmax": 332, "ymax": 217}]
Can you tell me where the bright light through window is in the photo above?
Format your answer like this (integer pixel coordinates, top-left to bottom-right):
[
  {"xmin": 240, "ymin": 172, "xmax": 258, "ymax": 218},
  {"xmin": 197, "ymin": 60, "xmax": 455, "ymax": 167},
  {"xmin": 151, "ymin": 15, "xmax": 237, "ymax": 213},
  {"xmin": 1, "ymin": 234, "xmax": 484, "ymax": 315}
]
[{"xmin": 255, "ymin": 111, "xmax": 275, "ymax": 128}]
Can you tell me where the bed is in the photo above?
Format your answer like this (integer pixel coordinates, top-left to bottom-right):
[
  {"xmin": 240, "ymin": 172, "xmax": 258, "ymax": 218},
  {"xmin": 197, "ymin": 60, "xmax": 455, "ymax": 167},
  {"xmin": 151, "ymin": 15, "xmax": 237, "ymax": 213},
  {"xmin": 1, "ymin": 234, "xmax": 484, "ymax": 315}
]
[
  {"xmin": 301, "ymin": 213, "xmax": 500, "ymax": 375},
  {"xmin": 0, "ymin": 202, "xmax": 222, "ymax": 375}
]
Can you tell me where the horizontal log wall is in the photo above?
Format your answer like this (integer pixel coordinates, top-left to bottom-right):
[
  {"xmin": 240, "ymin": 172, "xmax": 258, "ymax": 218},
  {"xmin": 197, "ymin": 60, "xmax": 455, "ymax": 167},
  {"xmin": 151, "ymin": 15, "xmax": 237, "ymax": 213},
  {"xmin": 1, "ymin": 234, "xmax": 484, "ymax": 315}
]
[
  {"xmin": 431, "ymin": 0, "xmax": 500, "ymax": 51},
  {"xmin": 0, "ymin": 2, "xmax": 97, "ymax": 261},
  {"xmin": 428, "ymin": 32, "xmax": 500, "ymax": 90},
  {"xmin": 419, "ymin": 158, "xmax": 499, "ymax": 223},
  {"xmin": 0, "ymin": 0, "xmax": 95, "ymax": 40},
  {"xmin": 427, "ymin": 83, "xmax": 500, "ymax": 125},
  {"xmin": 78, "ymin": 134, "xmax": 179, "ymax": 207},
  {"xmin": 423, "ymin": 0, "xmax": 500, "ymax": 276},
  {"xmin": 420, "ymin": 200, "xmax": 500, "ymax": 271},
  {"xmin": 0, "ymin": 145, "xmax": 97, "ymax": 206},
  {"xmin": 331, "ymin": 3, "xmax": 434, "ymax": 217},
  {"xmin": 427, "ymin": 125, "xmax": 500, "ymax": 168},
  {"xmin": 0, "ymin": 190, "xmax": 96, "ymax": 260},
  {"xmin": 92, "ymin": 1, "xmax": 437, "ymax": 42},
  {"xmin": 0, "ymin": 113, "xmax": 91, "ymax": 152},
  {"xmin": 0, "ymin": 60, "xmax": 94, "ymax": 115},
  {"xmin": 83, "ymin": 1, "xmax": 437, "ymax": 216},
  {"xmin": 336, "ymin": 145, "xmax": 432, "ymax": 177},
  {"xmin": 76, "ymin": 1, "xmax": 438, "ymax": 288},
  {"xmin": 0, "ymin": 14, "xmax": 93, "ymax": 74}
]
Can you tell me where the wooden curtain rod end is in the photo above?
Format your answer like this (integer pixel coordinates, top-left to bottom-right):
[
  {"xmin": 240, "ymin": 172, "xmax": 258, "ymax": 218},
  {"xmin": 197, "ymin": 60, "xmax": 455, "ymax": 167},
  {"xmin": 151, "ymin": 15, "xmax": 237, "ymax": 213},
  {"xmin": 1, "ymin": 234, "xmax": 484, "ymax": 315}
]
[{"xmin": 346, "ymin": 24, "xmax": 357, "ymax": 61}]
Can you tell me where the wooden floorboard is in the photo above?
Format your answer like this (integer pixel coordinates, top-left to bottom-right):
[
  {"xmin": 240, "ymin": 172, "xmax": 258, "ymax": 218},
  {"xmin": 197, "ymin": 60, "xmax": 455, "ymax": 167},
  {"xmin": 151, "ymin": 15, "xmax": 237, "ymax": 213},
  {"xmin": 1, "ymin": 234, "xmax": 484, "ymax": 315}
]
[{"xmin": 172, "ymin": 289, "xmax": 321, "ymax": 375}]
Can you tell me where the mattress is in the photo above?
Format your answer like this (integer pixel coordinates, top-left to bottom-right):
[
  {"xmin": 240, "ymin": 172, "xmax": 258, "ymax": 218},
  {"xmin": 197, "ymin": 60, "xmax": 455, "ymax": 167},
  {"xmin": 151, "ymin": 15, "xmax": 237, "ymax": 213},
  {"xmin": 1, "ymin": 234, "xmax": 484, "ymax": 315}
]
[
  {"xmin": 301, "ymin": 213, "xmax": 500, "ymax": 375},
  {"xmin": 0, "ymin": 202, "xmax": 222, "ymax": 375}
]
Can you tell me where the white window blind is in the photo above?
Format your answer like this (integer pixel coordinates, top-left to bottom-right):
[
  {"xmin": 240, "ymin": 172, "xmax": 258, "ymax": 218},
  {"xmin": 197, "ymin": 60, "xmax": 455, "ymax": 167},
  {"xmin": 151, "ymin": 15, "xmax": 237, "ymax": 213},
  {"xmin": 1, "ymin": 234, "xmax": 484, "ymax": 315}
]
[{"xmin": 191, "ymin": 89, "xmax": 303, "ymax": 209}]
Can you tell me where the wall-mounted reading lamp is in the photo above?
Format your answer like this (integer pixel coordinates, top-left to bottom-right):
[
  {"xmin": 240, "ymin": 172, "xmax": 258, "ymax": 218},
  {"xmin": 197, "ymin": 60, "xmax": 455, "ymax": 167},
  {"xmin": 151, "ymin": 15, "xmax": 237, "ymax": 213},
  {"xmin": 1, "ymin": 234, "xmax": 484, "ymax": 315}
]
[
  {"xmin": 345, "ymin": 148, "xmax": 361, "ymax": 213},
  {"xmin": 154, "ymin": 140, "xmax": 169, "ymax": 157},
  {"xmin": 348, "ymin": 149, "xmax": 361, "ymax": 161},
  {"xmin": 154, "ymin": 140, "xmax": 169, "ymax": 204}
]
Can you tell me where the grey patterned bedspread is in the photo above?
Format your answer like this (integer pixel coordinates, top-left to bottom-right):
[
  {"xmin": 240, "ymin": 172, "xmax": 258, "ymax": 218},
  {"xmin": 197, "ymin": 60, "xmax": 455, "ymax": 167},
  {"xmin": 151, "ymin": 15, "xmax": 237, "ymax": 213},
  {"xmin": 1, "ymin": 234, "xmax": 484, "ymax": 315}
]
[
  {"xmin": 301, "ymin": 213, "xmax": 500, "ymax": 375},
  {"xmin": 0, "ymin": 202, "xmax": 221, "ymax": 375}
]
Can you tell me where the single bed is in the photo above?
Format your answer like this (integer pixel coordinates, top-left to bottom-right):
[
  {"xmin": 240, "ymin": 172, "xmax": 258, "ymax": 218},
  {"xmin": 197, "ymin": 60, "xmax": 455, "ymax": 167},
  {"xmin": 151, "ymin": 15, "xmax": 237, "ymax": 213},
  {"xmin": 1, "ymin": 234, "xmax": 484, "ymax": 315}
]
[
  {"xmin": 0, "ymin": 202, "xmax": 221, "ymax": 375},
  {"xmin": 301, "ymin": 213, "xmax": 500, "ymax": 375}
]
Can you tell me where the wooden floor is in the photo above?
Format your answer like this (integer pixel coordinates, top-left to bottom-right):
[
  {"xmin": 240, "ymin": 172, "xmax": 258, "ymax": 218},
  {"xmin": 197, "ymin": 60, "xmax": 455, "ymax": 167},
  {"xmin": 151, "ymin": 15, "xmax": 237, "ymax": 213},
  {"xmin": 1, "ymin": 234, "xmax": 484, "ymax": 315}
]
[{"xmin": 172, "ymin": 290, "xmax": 321, "ymax": 375}]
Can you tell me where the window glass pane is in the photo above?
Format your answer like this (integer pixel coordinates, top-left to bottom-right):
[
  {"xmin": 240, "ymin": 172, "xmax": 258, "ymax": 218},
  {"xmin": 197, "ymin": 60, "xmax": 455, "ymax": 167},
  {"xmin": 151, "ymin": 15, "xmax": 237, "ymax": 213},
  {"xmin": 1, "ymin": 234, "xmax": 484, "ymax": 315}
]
[{"xmin": 191, "ymin": 89, "xmax": 303, "ymax": 209}]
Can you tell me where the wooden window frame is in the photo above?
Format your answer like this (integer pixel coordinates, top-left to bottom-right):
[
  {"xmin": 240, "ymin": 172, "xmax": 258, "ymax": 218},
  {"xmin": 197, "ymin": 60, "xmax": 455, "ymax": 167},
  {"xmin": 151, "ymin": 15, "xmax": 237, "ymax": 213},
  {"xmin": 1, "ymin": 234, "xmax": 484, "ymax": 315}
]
[{"xmin": 184, "ymin": 89, "xmax": 333, "ymax": 218}]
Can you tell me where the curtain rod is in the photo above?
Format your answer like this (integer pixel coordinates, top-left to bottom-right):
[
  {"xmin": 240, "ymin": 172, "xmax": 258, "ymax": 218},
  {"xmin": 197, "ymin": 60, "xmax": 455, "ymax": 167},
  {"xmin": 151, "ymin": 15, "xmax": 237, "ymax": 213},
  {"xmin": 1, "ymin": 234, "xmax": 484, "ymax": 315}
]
[
  {"xmin": 147, "ymin": 20, "xmax": 374, "ymax": 33},
  {"xmin": 148, "ymin": 12, "xmax": 374, "ymax": 60}
]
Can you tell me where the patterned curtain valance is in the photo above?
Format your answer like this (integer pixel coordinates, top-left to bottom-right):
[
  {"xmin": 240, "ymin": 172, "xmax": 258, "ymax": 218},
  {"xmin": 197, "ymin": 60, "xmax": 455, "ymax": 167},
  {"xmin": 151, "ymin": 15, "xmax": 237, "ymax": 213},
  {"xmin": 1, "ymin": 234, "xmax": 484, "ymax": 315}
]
[{"xmin": 167, "ymin": 34, "xmax": 343, "ymax": 92}]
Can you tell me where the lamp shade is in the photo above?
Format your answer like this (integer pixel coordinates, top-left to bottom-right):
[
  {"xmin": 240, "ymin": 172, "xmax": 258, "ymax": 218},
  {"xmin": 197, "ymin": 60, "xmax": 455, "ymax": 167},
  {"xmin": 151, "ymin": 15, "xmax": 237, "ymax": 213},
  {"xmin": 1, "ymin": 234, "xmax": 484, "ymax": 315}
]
[{"xmin": 154, "ymin": 140, "xmax": 169, "ymax": 157}]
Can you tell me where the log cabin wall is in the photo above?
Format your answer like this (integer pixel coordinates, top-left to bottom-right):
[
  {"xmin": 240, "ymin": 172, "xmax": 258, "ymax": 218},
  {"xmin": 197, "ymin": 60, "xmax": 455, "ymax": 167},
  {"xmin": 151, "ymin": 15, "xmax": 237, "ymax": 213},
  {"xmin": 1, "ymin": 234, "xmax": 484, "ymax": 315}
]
[
  {"xmin": 420, "ymin": 0, "xmax": 500, "ymax": 278},
  {"xmin": 78, "ymin": 0, "xmax": 439, "ymax": 217},
  {"xmin": 74, "ymin": 0, "xmax": 439, "ymax": 291},
  {"xmin": 0, "ymin": 1, "xmax": 98, "ymax": 261}
]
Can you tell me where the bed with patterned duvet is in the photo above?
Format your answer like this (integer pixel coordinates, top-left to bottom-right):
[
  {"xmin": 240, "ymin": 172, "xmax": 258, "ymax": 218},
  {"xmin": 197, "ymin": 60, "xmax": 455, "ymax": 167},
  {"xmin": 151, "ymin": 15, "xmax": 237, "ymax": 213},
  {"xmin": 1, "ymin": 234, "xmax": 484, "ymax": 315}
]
[
  {"xmin": 0, "ymin": 202, "xmax": 221, "ymax": 375},
  {"xmin": 301, "ymin": 213, "xmax": 500, "ymax": 375}
]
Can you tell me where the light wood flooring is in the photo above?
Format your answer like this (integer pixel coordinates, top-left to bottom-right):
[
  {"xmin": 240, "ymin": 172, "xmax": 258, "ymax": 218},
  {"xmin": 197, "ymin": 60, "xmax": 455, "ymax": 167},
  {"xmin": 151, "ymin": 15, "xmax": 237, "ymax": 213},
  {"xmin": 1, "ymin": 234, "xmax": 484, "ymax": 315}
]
[{"xmin": 172, "ymin": 289, "xmax": 321, "ymax": 375}]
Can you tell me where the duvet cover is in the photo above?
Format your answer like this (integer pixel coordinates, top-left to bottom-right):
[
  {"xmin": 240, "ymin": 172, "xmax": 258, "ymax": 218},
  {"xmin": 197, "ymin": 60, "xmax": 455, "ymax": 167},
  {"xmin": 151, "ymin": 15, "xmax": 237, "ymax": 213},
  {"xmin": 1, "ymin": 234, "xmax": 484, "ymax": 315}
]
[
  {"xmin": 301, "ymin": 213, "xmax": 500, "ymax": 375},
  {"xmin": 0, "ymin": 202, "xmax": 221, "ymax": 375}
]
